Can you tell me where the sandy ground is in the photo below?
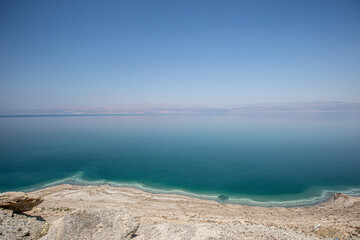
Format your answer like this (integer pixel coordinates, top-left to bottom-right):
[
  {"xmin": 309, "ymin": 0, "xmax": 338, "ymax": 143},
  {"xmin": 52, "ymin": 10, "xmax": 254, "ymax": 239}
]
[{"xmin": 26, "ymin": 184, "xmax": 360, "ymax": 239}]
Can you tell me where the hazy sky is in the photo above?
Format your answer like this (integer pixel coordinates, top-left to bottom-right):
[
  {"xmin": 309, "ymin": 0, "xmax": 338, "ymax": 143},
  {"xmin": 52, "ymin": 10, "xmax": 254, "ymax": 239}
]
[{"xmin": 1, "ymin": 0, "xmax": 360, "ymax": 110}]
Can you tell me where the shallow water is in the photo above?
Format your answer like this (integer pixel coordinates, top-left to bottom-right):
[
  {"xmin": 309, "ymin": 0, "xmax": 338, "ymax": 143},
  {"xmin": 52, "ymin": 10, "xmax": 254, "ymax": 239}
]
[{"xmin": 1, "ymin": 113, "xmax": 360, "ymax": 205}]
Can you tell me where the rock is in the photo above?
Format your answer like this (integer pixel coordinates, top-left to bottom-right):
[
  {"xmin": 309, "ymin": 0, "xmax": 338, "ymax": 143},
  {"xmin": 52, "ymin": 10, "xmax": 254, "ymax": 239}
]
[
  {"xmin": 0, "ymin": 208, "xmax": 47, "ymax": 240},
  {"xmin": 41, "ymin": 208, "xmax": 140, "ymax": 240},
  {"xmin": 0, "ymin": 192, "xmax": 43, "ymax": 212},
  {"xmin": 333, "ymin": 193, "xmax": 348, "ymax": 201},
  {"xmin": 217, "ymin": 195, "xmax": 229, "ymax": 201}
]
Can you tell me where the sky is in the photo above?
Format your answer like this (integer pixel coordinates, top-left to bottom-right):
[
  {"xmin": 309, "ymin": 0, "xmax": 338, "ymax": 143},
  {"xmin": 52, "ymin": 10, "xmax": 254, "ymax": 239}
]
[{"xmin": 0, "ymin": 0, "xmax": 360, "ymax": 110}]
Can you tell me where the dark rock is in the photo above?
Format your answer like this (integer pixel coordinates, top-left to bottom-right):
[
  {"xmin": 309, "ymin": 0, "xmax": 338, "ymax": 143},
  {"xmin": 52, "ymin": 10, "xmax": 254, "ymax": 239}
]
[
  {"xmin": 0, "ymin": 192, "xmax": 43, "ymax": 212},
  {"xmin": 218, "ymin": 195, "xmax": 229, "ymax": 201}
]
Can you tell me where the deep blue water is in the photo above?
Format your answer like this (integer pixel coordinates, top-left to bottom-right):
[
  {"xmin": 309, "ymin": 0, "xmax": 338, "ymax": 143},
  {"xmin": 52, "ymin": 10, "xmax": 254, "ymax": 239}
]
[{"xmin": 1, "ymin": 113, "xmax": 360, "ymax": 205}]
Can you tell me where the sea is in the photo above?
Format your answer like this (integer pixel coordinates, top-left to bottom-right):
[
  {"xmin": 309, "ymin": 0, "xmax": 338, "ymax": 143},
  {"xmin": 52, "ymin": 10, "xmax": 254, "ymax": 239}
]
[{"xmin": 1, "ymin": 113, "xmax": 360, "ymax": 207}]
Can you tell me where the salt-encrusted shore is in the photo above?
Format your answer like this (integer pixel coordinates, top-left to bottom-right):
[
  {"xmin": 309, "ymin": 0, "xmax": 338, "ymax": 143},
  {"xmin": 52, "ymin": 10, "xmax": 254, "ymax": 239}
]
[
  {"xmin": 1, "ymin": 184, "xmax": 360, "ymax": 239},
  {"xmin": 4, "ymin": 184, "xmax": 357, "ymax": 239}
]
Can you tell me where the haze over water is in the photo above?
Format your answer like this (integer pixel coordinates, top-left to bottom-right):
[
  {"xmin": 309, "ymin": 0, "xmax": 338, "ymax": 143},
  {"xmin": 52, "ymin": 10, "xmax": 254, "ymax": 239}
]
[{"xmin": 1, "ymin": 113, "xmax": 360, "ymax": 205}]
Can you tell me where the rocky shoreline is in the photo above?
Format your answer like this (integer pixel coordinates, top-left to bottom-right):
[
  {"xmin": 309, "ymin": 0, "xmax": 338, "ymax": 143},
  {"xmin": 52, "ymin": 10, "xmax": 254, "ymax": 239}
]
[{"xmin": 1, "ymin": 184, "xmax": 360, "ymax": 239}]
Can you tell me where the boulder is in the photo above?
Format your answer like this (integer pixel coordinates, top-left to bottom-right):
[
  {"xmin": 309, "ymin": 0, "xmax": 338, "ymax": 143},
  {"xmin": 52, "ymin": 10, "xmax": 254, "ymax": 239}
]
[
  {"xmin": 41, "ymin": 208, "xmax": 139, "ymax": 240},
  {"xmin": 0, "ymin": 192, "xmax": 43, "ymax": 212}
]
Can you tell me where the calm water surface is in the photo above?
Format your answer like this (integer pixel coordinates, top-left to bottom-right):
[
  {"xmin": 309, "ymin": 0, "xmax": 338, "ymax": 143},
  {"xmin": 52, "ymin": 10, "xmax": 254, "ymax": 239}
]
[{"xmin": 1, "ymin": 113, "xmax": 360, "ymax": 205}]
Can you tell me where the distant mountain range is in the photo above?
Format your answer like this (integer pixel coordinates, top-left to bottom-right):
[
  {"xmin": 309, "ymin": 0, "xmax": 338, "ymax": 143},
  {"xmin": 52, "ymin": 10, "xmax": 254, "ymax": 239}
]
[{"xmin": 1, "ymin": 101, "xmax": 360, "ymax": 115}]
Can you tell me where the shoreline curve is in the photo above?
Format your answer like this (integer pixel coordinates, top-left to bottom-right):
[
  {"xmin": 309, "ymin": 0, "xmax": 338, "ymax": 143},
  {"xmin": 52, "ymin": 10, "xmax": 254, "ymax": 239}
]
[{"xmin": 17, "ymin": 171, "xmax": 360, "ymax": 208}]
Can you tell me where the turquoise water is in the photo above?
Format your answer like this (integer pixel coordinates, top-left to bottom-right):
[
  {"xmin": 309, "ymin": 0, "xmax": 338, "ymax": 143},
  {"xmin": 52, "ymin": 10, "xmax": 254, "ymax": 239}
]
[{"xmin": 1, "ymin": 113, "xmax": 360, "ymax": 206}]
